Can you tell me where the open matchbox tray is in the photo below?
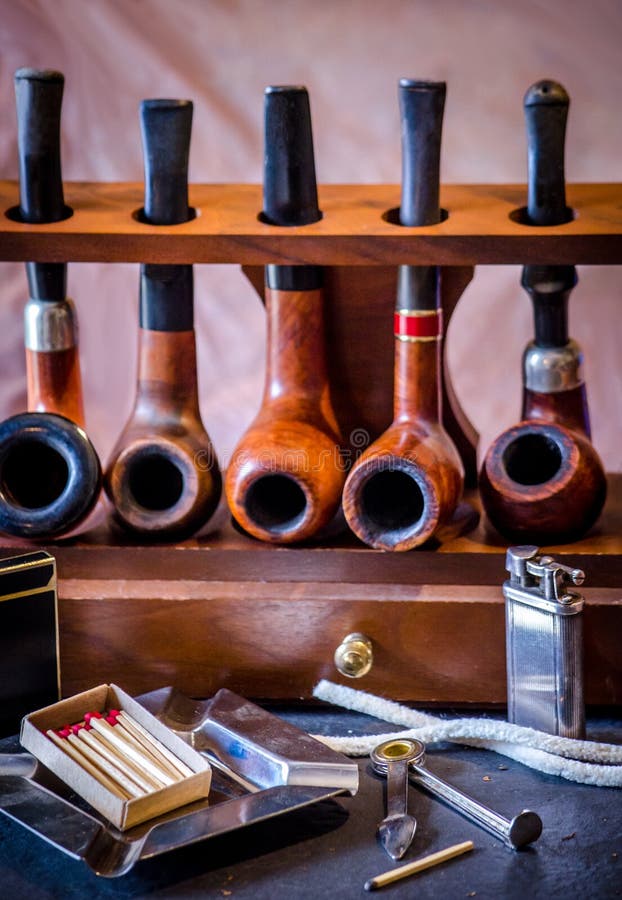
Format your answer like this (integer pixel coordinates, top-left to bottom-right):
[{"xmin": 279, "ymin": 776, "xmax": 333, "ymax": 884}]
[
  {"xmin": 20, "ymin": 683, "xmax": 212, "ymax": 830},
  {"xmin": 1, "ymin": 686, "xmax": 359, "ymax": 877}
]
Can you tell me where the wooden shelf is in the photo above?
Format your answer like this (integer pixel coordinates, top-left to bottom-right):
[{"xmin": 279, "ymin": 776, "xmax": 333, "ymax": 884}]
[
  {"xmin": 0, "ymin": 477, "xmax": 619, "ymax": 706},
  {"xmin": 2, "ymin": 181, "xmax": 622, "ymax": 265}
]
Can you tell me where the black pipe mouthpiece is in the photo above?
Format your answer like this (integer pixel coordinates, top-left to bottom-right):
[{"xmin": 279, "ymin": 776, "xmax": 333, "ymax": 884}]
[
  {"xmin": 396, "ymin": 265, "xmax": 440, "ymax": 313},
  {"xmin": 14, "ymin": 68, "xmax": 67, "ymax": 224},
  {"xmin": 140, "ymin": 99, "xmax": 194, "ymax": 225},
  {"xmin": 26, "ymin": 262, "xmax": 67, "ymax": 302},
  {"xmin": 139, "ymin": 264, "xmax": 194, "ymax": 331},
  {"xmin": 265, "ymin": 265, "xmax": 323, "ymax": 292},
  {"xmin": 140, "ymin": 99, "xmax": 194, "ymax": 328},
  {"xmin": 399, "ymin": 79, "xmax": 446, "ymax": 227},
  {"xmin": 524, "ymin": 80, "xmax": 572, "ymax": 226},
  {"xmin": 522, "ymin": 264, "xmax": 577, "ymax": 347},
  {"xmin": 262, "ymin": 86, "xmax": 321, "ymax": 227}
]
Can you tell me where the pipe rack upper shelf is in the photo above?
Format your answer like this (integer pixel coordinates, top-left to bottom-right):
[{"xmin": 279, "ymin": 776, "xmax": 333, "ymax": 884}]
[{"xmin": 1, "ymin": 181, "xmax": 621, "ymax": 266}]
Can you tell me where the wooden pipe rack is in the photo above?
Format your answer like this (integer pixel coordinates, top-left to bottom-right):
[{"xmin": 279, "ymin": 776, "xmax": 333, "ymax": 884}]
[
  {"xmin": 2, "ymin": 182, "xmax": 621, "ymax": 265},
  {"xmin": 1, "ymin": 180, "xmax": 621, "ymax": 706}
]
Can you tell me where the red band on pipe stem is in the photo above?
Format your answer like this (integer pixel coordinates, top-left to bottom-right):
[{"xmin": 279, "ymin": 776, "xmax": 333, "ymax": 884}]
[{"xmin": 394, "ymin": 310, "xmax": 442, "ymax": 339}]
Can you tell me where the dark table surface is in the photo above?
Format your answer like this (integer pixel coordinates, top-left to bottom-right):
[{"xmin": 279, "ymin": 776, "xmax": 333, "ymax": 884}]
[{"xmin": 0, "ymin": 705, "xmax": 620, "ymax": 900}]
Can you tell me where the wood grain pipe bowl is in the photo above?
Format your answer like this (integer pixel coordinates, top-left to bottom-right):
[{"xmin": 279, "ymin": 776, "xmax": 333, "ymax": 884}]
[
  {"xmin": 104, "ymin": 100, "xmax": 221, "ymax": 538},
  {"xmin": 225, "ymin": 87, "xmax": 345, "ymax": 543},
  {"xmin": 225, "ymin": 274, "xmax": 345, "ymax": 543},
  {"xmin": 0, "ymin": 69, "xmax": 101, "ymax": 539},
  {"xmin": 479, "ymin": 81, "xmax": 606, "ymax": 543},
  {"xmin": 343, "ymin": 80, "xmax": 464, "ymax": 551}
]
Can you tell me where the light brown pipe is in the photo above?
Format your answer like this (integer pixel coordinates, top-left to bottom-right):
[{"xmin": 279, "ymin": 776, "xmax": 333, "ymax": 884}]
[
  {"xmin": 105, "ymin": 328, "xmax": 221, "ymax": 537},
  {"xmin": 342, "ymin": 304, "xmax": 463, "ymax": 550},
  {"xmin": 225, "ymin": 284, "xmax": 345, "ymax": 543}
]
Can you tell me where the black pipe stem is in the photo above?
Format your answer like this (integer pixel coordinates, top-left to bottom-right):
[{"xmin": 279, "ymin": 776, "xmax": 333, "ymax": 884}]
[{"xmin": 139, "ymin": 99, "xmax": 194, "ymax": 331}]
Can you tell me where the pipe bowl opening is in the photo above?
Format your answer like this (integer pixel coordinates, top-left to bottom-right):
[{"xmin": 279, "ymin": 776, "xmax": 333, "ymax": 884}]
[
  {"xmin": 0, "ymin": 412, "xmax": 102, "ymax": 538},
  {"xmin": 128, "ymin": 452, "xmax": 185, "ymax": 511},
  {"xmin": 1, "ymin": 439, "xmax": 69, "ymax": 508},
  {"xmin": 244, "ymin": 474, "xmax": 307, "ymax": 535},
  {"xmin": 360, "ymin": 469, "xmax": 425, "ymax": 541},
  {"xmin": 502, "ymin": 432, "xmax": 563, "ymax": 485}
]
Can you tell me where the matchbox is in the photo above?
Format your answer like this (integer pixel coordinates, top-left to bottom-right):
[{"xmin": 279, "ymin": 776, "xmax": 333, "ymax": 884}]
[{"xmin": 20, "ymin": 683, "xmax": 211, "ymax": 830}]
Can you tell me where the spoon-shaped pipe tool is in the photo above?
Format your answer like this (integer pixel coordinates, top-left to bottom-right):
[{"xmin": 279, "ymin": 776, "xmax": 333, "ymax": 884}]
[
  {"xmin": 370, "ymin": 739, "xmax": 418, "ymax": 859},
  {"xmin": 371, "ymin": 739, "xmax": 542, "ymax": 850}
]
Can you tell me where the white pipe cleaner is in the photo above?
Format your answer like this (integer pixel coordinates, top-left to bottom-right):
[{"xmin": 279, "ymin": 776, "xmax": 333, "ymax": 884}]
[{"xmin": 312, "ymin": 680, "xmax": 622, "ymax": 788}]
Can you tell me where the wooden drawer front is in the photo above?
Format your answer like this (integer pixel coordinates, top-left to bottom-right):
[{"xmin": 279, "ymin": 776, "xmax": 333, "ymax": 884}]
[{"xmin": 58, "ymin": 581, "xmax": 621, "ymax": 705}]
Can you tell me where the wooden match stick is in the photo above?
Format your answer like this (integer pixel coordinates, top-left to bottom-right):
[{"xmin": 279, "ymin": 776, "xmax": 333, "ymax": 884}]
[
  {"xmin": 113, "ymin": 710, "xmax": 193, "ymax": 778},
  {"xmin": 364, "ymin": 840, "xmax": 474, "ymax": 891},
  {"xmin": 87, "ymin": 714, "xmax": 175, "ymax": 786},
  {"xmin": 75, "ymin": 725, "xmax": 160, "ymax": 794},
  {"xmin": 105, "ymin": 712, "xmax": 183, "ymax": 780},
  {"xmin": 46, "ymin": 729, "xmax": 131, "ymax": 800},
  {"xmin": 63, "ymin": 728, "xmax": 146, "ymax": 799},
  {"xmin": 104, "ymin": 714, "xmax": 182, "ymax": 780}
]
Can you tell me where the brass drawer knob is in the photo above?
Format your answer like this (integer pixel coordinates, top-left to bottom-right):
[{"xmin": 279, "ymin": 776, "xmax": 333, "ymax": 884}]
[{"xmin": 334, "ymin": 632, "xmax": 373, "ymax": 678}]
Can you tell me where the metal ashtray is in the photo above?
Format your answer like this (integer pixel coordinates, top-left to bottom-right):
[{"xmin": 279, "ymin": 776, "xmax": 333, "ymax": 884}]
[{"xmin": 0, "ymin": 687, "xmax": 359, "ymax": 877}]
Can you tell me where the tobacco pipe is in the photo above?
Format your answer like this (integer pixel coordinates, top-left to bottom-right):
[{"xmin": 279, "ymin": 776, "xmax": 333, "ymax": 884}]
[
  {"xmin": 225, "ymin": 86, "xmax": 345, "ymax": 543},
  {"xmin": 479, "ymin": 80, "xmax": 606, "ymax": 543},
  {"xmin": 342, "ymin": 80, "xmax": 464, "ymax": 551},
  {"xmin": 104, "ymin": 99, "xmax": 221, "ymax": 538},
  {"xmin": 0, "ymin": 69, "xmax": 101, "ymax": 539}
]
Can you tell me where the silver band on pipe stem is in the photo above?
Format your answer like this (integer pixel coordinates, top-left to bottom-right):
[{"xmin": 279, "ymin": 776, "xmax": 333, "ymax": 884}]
[
  {"xmin": 24, "ymin": 298, "xmax": 78, "ymax": 352},
  {"xmin": 522, "ymin": 339, "xmax": 584, "ymax": 393}
]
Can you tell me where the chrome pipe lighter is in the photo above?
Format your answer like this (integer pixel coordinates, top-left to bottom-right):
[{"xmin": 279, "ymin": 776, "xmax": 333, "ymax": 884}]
[{"xmin": 503, "ymin": 546, "xmax": 585, "ymax": 739}]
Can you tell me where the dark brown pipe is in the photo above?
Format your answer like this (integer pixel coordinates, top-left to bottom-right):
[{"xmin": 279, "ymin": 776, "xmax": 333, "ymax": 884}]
[
  {"xmin": 104, "ymin": 100, "xmax": 221, "ymax": 537},
  {"xmin": 479, "ymin": 81, "xmax": 606, "ymax": 543},
  {"xmin": 0, "ymin": 69, "xmax": 101, "ymax": 539},
  {"xmin": 342, "ymin": 80, "xmax": 464, "ymax": 551},
  {"xmin": 225, "ymin": 87, "xmax": 345, "ymax": 543}
]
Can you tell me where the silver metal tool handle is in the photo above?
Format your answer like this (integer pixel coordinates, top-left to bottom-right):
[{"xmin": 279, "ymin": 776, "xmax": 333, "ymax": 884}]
[
  {"xmin": 386, "ymin": 758, "xmax": 409, "ymax": 819},
  {"xmin": 409, "ymin": 762, "xmax": 542, "ymax": 849}
]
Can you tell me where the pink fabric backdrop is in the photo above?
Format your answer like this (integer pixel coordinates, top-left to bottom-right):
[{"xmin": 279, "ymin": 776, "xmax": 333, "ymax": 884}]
[{"xmin": 1, "ymin": 0, "xmax": 620, "ymax": 475}]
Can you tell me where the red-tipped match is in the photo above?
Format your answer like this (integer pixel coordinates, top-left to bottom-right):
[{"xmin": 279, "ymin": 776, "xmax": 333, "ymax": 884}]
[
  {"xmin": 106, "ymin": 714, "xmax": 119, "ymax": 726},
  {"xmin": 58, "ymin": 727, "xmax": 71, "ymax": 738},
  {"xmin": 108, "ymin": 709, "xmax": 120, "ymax": 717},
  {"xmin": 84, "ymin": 711, "xmax": 103, "ymax": 723},
  {"xmin": 71, "ymin": 724, "xmax": 83, "ymax": 735}
]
